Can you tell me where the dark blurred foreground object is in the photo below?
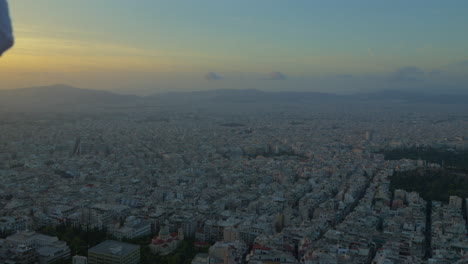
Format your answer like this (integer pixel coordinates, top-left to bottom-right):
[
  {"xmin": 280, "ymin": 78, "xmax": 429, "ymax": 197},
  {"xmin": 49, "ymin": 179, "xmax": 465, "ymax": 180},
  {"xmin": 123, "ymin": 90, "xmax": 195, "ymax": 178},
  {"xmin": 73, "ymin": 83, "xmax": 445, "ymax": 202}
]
[{"xmin": 0, "ymin": 0, "xmax": 13, "ymax": 56}]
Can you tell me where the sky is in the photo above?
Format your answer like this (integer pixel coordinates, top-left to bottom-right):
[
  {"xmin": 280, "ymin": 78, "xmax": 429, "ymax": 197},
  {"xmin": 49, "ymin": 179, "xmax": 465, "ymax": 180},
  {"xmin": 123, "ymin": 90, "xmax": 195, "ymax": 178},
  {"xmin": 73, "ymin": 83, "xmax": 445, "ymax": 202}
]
[{"xmin": 1, "ymin": 0, "xmax": 468, "ymax": 95}]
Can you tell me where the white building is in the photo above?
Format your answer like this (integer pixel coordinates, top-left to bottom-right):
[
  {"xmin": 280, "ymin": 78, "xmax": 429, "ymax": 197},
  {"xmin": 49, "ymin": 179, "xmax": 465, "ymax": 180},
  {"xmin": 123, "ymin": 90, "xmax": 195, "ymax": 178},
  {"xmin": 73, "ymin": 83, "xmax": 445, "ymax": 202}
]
[
  {"xmin": 73, "ymin": 255, "xmax": 88, "ymax": 264},
  {"xmin": 449, "ymin": 196, "xmax": 462, "ymax": 210},
  {"xmin": 0, "ymin": 216, "xmax": 31, "ymax": 234},
  {"xmin": 6, "ymin": 230, "xmax": 71, "ymax": 264},
  {"xmin": 112, "ymin": 216, "xmax": 151, "ymax": 240}
]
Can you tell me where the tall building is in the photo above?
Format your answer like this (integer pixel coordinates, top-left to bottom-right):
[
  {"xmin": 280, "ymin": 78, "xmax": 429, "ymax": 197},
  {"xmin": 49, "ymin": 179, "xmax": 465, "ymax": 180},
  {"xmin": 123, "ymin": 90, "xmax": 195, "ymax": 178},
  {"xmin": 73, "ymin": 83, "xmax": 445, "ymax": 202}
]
[
  {"xmin": 0, "ymin": 216, "xmax": 32, "ymax": 235},
  {"xmin": 209, "ymin": 240, "xmax": 247, "ymax": 264},
  {"xmin": 449, "ymin": 196, "xmax": 462, "ymax": 210},
  {"xmin": 73, "ymin": 255, "xmax": 88, "ymax": 264},
  {"xmin": 14, "ymin": 244, "xmax": 37, "ymax": 264},
  {"xmin": 466, "ymin": 198, "xmax": 468, "ymax": 218},
  {"xmin": 112, "ymin": 217, "xmax": 151, "ymax": 240},
  {"xmin": 191, "ymin": 253, "xmax": 209, "ymax": 264},
  {"xmin": 88, "ymin": 240, "xmax": 140, "ymax": 264}
]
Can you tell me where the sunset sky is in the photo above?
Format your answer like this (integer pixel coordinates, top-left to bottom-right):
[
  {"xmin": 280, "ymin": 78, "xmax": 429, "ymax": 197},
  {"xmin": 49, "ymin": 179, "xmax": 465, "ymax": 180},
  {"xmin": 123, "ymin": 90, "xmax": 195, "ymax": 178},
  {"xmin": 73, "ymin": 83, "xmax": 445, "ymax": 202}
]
[{"xmin": 1, "ymin": 0, "xmax": 468, "ymax": 94}]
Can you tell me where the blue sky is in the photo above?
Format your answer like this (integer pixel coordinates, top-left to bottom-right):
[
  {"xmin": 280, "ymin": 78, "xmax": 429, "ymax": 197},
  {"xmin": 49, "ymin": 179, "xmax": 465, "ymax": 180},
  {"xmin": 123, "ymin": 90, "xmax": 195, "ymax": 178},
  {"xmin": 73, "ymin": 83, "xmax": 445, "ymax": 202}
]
[{"xmin": 2, "ymin": 0, "xmax": 468, "ymax": 94}]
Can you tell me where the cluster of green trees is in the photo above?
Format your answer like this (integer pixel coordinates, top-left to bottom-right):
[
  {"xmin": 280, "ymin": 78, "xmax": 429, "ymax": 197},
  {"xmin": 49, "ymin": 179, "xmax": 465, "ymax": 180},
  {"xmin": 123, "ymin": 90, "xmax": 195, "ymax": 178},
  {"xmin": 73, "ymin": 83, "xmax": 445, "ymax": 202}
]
[
  {"xmin": 390, "ymin": 168, "xmax": 468, "ymax": 202},
  {"xmin": 382, "ymin": 146, "xmax": 468, "ymax": 201},
  {"xmin": 39, "ymin": 225, "xmax": 109, "ymax": 256},
  {"xmin": 382, "ymin": 147, "xmax": 468, "ymax": 170}
]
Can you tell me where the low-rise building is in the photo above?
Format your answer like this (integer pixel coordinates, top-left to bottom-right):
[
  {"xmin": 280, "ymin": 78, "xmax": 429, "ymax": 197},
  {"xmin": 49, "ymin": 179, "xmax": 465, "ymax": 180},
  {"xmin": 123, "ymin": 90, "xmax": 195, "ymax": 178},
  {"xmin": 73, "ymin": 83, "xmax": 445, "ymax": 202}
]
[
  {"xmin": 88, "ymin": 240, "xmax": 140, "ymax": 264},
  {"xmin": 5, "ymin": 231, "xmax": 70, "ymax": 264},
  {"xmin": 149, "ymin": 226, "xmax": 183, "ymax": 255}
]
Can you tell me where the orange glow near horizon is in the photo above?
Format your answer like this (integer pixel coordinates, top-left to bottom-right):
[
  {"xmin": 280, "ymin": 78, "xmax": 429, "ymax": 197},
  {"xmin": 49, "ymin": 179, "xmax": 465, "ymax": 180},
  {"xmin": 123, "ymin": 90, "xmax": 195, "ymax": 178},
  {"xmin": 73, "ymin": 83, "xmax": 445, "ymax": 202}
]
[{"xmin": 2, "ymin": 1, "xmax": 468, "ymax": 94}]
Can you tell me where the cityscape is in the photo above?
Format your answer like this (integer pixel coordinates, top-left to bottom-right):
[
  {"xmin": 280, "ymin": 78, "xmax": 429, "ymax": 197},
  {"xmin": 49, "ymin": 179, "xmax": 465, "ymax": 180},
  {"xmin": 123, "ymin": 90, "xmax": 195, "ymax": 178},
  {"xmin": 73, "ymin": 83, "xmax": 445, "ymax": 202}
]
[{"xmin": 0, "ymin": 100, "xmax": 467, "ymax": 263}]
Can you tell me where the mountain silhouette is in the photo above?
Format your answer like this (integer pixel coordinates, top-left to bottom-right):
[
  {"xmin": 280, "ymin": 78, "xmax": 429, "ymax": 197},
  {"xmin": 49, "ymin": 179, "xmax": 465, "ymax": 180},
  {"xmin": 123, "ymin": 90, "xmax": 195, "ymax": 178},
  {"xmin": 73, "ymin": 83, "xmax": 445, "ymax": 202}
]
[
  {"xmin": 1, "ymin": 84, "xmax": 467, "ymax": 112},
  {"xmin": 0, "ymin": 84, "xmax": 140, "ymax": 110}
]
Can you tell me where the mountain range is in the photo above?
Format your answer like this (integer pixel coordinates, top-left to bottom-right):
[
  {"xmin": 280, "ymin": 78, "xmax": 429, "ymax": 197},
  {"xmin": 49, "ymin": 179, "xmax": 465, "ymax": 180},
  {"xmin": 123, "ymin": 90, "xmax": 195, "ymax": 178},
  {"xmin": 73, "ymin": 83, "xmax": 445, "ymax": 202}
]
[{"xmin": 0, "ymin": 84, "xmax": 467, "ymax": 111}]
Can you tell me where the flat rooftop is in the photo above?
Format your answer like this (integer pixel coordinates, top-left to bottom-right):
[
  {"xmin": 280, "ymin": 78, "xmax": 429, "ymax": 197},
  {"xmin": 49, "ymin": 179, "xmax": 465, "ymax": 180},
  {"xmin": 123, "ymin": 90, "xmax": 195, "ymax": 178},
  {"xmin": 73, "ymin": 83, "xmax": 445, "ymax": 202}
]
[{"xmin": 88, "ymin": 240, "xmax": 139, "ymax": 256}]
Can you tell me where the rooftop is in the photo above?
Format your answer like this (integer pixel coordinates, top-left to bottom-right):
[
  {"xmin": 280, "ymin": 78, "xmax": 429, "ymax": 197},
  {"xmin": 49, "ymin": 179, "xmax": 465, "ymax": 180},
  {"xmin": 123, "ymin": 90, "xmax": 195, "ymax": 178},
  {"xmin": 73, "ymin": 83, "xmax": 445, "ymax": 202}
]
[{"xmin": 88, "ymin": 240, "xmax": 139, "ymax": 256}]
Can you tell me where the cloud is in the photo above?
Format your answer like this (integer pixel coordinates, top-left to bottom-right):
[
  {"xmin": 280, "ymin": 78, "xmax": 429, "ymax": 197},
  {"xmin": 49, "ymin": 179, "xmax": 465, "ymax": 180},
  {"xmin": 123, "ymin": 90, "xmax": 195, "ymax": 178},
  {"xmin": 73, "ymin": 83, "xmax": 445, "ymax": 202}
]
[
  {"xmin": 205, "ymin": 72, "xmax": 222, "ymax": 80},
  {"xmin": 458, "ymin": 60, "xmax": 468, "ymax": 67},
  {"xmin": 266, "ymin": 71, "xmax": 287, "ymax": 80},
  {"xmin": 444, "ymin": 59, "xmax": 468, "ymax": 73},
  {"xmin": 389, "ymin": 66, "xmax": 425, "ymax": 82},
  {"xmin": 336, "ymin": 74, "xmax": 353, "ymax": 78},
  {"xmin": 429, "ymin": 69, "xmax": 443, "ymax": 76}
]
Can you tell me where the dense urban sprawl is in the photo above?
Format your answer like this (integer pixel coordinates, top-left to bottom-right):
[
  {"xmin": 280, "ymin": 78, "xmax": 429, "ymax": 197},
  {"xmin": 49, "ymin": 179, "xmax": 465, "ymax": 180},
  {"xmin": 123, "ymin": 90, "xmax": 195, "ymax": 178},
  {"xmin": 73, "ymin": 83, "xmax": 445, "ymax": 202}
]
[{"xmin": 0, "ymin": 110, "xmax": 467, "ymax": 264}]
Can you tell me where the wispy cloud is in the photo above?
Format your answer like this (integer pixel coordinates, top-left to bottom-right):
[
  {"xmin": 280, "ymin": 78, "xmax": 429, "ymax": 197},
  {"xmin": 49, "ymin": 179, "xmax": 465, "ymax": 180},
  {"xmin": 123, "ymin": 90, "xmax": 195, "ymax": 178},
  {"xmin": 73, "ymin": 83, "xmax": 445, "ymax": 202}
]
[
  {"xmin": 265, "ymin": 71, "xmax": 287, "ymax": 80},
  {"xmin": 205, "ymin": 72, "xmax": 222, "ymax": 80},
  {"xmin": 458, "ymin": 60, "xmax": 468, "ymax": 67},
  {"xmin": 336, "ymin": 74, "xmax": 353, "ymax": 78},
  {"xmin": 389, "ymin": 66, "xmax": 425, "ymax": 82}
]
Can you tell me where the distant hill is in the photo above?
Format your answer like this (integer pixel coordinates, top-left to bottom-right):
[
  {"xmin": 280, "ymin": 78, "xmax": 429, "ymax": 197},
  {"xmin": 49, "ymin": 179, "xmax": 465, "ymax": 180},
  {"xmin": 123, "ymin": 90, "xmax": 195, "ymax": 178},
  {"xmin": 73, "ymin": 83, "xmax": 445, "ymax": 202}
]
[
  {"xmin": 0, "ymin": 84, "xmax": 141, "ymax": 111},
  {"xmin": 148, "ymin": 89, "xmax": 343, "ymax": 104},
  {"xmin": 149, "ymin": 88, "xmax": 468, "ymax": 105},
  {"xmin": 352, "ymin": 89, "xmax": 468, "ymax": 104},
  {"xmin": 0, "ymin": 84, "xmax": 467, "ymax": 112}
]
